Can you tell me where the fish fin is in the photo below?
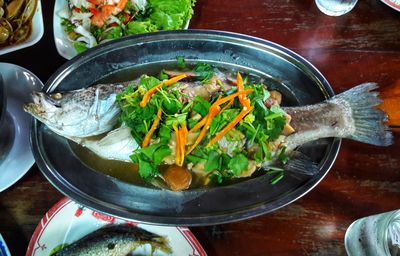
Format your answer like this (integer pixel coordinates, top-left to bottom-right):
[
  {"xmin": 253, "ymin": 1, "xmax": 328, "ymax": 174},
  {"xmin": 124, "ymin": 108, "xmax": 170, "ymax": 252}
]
[
  {"xmin": 332, "ymin": 82, "xmax": 393, "ymax": 146},
  {"xmin": 285, "ymin": 151, "xmax": 320, "ymax": 176}
]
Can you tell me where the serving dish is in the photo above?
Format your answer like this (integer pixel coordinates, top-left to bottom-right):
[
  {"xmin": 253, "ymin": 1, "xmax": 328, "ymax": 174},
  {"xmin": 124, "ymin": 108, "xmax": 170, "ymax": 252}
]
[
  {"xmin": 0, "ymin": 63, "xmax": 43, "ymax": 192},
  {"xmin": 0, "ymin": 0, "xmax": 44, "ymax": 55},
  {"xmin": 53, "ymin": 0, "xmax": 192, "ymax": 60},
  {"xmin": 27, "ymin": 197, "xmax": 206, "ymax": 256},
  {"xmin": 31, "ymin": 29, "xmax": 340, "ymax": 225},
  {"xmin": 0, "ymin": 234, "xmax": 11, "ymax": 256}
]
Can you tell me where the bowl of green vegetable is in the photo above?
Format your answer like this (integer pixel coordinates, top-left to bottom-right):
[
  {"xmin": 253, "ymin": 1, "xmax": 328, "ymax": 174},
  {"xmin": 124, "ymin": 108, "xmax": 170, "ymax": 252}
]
[{"xmin": 31, "ymin": 29, "xmax": 341, "ymax": 225}]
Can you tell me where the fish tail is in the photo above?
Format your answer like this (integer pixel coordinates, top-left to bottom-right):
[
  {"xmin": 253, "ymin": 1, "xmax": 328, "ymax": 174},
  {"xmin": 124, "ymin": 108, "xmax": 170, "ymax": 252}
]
[
  {"xmin": 331, "ymin": 82, "xmax": 393, "ymax": 146},
  {"xmin": 284, "ymin": 151, "xmax": 319, "ymax": 176}
]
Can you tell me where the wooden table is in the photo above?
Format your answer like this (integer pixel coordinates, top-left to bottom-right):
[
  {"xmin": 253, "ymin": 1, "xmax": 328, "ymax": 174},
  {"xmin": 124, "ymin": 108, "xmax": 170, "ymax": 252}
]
[{"xmin": 1, "ymin": 0, "xmax": 400, "ymax": 255}]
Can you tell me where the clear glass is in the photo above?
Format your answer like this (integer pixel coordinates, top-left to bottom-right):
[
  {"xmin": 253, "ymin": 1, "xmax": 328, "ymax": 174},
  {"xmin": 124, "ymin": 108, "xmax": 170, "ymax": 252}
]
[
  {"xmin": 315, "ymin": 0, "xmax": 358, "ymax": 16},
  {"xmin": 345, "ymin": 209, "xmax": 400, "ymax": 256}
]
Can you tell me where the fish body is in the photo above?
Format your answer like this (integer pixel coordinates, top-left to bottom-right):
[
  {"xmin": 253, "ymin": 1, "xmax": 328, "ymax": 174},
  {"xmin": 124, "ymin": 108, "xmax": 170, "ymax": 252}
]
[
  {"xmin": 52, "ymin": 224, "xmax": 172, "ymax": 256},
  {"xmin": 76, "ymin": 83, "xmax": 393, "ymax": 168}
]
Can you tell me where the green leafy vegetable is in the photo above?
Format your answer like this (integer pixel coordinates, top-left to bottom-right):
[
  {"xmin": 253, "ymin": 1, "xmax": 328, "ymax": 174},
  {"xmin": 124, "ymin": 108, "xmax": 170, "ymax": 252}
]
[
  {"xmin": 115, "ymin": 60, "xmax": 292, "ymax": 187},
  {"xmin": 228, "ymin": 154, "xmax": 249, "ymax": 176},
  {"xmin": 193, "ymin": 63, "xmax": 214, "ymax": 82},
  {"xmin": 100, "ymin": 26, "xmax": 123, "ymax": 40},
  {"xmin": 73, "ymin": 42, "xmax": 88, "ymax": 54}
]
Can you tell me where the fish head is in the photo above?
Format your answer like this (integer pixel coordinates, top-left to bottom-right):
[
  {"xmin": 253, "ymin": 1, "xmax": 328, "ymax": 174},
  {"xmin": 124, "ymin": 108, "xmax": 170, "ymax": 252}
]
[
  {"xmin": 24, "ymin": 85, "xmax": 122, "ymax": 138},
  {"xmin": 24, "ymin": 91, "xmax": 64, "ymax": 125}
]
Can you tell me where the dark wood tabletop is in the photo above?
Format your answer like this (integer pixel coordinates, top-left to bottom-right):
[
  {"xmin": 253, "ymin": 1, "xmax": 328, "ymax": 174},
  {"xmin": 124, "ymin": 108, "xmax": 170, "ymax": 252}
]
[{"xmin": 1, "ymin": 0, "xmax": 400, "ymax": 255}]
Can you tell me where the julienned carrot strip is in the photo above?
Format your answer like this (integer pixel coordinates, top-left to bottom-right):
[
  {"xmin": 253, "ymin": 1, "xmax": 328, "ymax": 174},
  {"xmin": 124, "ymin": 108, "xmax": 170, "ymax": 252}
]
[
  {"xmin": 189, "ymin": 117, "xmax": 207, "ymax": 133},
  {"xmin": 140, "ymin": 74, "xmax": 187, "ymax": 107},
  {"xmin": 207, "ymin": 105, "xmax": 254, "ymax": 146},
  {"xmin": 236, "ymin": 72, "xmax": 248, "ymax": 107},
  {"xmin": 186, "ymin": 89, "xmax": 254, "ymax": 154},
  {"xmin": 179, "ymin": 124, "xmax": 188, "ymax": 166},
  {"xmin": 173, "ymin": 124, "xmax": 181, "ymax": 166},
  {"xmin": 187, "ymin": 105, "xmax": 221, "ymax": 155},
  {"xmin": 190, "ymin": 89, "xmax": 253, "ymax": 132},
  {"xmin": 142, "ymin": 108, "xmax": 163, "ymax": 148},
  {"xmin": 220, "ymin": 98, "xmax": 234, "ymax": 113},
  {"xmin": 189, "ymin": 96, "xmax": 222, "ymax": 133},
  {"xmin": 216, "ymin": 89, "xmax": 253, "ymax": 106}
]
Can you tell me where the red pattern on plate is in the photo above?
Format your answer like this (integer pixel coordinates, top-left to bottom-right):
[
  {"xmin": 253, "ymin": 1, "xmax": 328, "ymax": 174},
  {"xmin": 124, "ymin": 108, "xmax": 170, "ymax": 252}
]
[
  {"xmin": 91, "ymin": 211, "xmax": 116, "ymax": 223},
  {"xmin": 74, "ymin": 207, "xmax": 84, "ymax": 217},
  {"xmin": 177, "ymin": 227, "xmax": 207, "ymax": 256}
]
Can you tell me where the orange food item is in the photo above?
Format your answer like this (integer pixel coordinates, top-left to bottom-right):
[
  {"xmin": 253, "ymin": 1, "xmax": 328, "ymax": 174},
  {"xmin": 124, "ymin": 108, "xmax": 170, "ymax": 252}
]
[
  {"xmin": 140, "ymin": 74, "xmax": 187, "ymax": 107},
  {"xmin": 142, "ymin": 108, "xmax": 162, "ymax": 148},
  {"xmin": 162, "ymin": 165, "xmax": 192, "ymax": 191}
]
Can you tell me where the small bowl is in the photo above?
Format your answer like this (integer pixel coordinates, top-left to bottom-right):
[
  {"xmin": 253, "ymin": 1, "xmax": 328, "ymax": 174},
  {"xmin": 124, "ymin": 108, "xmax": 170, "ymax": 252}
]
[{"xmin": 0, "ymin": 0, "xmax": 44, "ymax": 55}]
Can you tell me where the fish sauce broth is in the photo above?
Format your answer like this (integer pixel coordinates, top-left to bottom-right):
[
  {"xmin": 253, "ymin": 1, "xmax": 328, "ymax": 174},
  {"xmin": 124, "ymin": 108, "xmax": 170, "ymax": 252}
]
[{"xmin": 69, "ymin": 62, "xmax": 299, "ymax": 189}]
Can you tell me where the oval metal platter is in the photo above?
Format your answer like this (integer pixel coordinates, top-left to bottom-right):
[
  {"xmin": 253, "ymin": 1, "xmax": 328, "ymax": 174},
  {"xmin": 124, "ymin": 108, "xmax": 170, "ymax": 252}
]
[{"xmin": 31, "ymin": 30, "xmax": 340, "ymax": 226}]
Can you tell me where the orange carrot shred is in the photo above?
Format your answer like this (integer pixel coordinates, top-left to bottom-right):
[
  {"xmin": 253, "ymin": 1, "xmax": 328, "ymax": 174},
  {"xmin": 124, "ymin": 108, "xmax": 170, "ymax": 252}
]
[
  {"xmin": 187, "ymin": 105, "xmax": 221, "ymax": 155},
  {"xmin": 236, "ymin": 72, "xmax": 248, "ymax": 107},
  {"xmin": 207, "ymin": 105, "xmax": 254, "ymax": 146},
  {"xmin": 173, "ymin": 124, "xmax": 181, "ymax": 166},
  {"xmin": 140, "ymin": 74, "xmax": 187, "ymax": 107},
  {"xmin": 189, "ymin": 96, "xmax": 222, "ymax": 133},
  {"xmin": 179, "ymin": 124, "xmax": 188, "ymax": 166},
  {"xmin": 186, "ymin": 88, "xmax": 254, "ymax": 154},
  {"xmin": 142, "ymin": 108, "xmax": 163, "ymax": 148}
]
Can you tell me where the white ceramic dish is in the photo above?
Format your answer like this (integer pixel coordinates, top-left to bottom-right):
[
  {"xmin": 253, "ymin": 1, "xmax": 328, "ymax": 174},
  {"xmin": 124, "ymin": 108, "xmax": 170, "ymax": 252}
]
[
  {"xmin": 0, "ymin": 63, "xmax": 43, "ymax": 192},
  {"xmin": 0, "ymin": 234, "xmax": 11, "ymax": 256},
  {"xmin": 0, "ymin": 0, "xmax": 44, "ymax": 55},
  {"xmin": 381, "ymin": 0, "xmax": 400, "ymax": 11},
  {"xmin": 53, "ymin": 0, "xmax": 191, "ymax": 60},
  {"xmin": 27, "ymin": 197, "xmax": 207, "ymax": 256}
]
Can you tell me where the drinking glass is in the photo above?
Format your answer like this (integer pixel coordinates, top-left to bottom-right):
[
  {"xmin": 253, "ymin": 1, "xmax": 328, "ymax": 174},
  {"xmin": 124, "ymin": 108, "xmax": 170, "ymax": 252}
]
[
  {"xmin": 315, "ymin": 0, "xmax": 358, "ymax": 16},
  {"xmin": 345, "ymin": 209, "xmax": 400, "ymax": 256}
]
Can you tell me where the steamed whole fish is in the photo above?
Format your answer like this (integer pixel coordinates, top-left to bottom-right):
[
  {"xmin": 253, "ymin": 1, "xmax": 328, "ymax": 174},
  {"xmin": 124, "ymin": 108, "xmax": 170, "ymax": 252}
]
[
  {"xmin": 24, "ymin": 64, "xmax": 393, "ymax": 191},
  {"xmin": 52, "ymin": 224, "xmax": 172, "ymax": 256}
]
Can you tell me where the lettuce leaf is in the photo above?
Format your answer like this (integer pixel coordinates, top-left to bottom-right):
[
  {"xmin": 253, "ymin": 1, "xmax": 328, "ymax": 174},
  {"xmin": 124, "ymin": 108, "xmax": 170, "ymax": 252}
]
[
  {"xmin": 147, "ymin": 0, "xmax": 195, "ymax": 30},
  {"xmin": 125, "ymin": 20, "xmax": 158, "ymax": 35}
]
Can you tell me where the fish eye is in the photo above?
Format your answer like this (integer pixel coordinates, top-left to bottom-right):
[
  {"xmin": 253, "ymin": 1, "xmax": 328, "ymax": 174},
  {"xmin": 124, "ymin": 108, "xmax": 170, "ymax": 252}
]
[
  {"xmin": 51, "ymin": 93, "xmax": 63, "ymax": 100},
  {"xmin": 45, "ymin": 94, "xmax": 62, "ymax": 107}
]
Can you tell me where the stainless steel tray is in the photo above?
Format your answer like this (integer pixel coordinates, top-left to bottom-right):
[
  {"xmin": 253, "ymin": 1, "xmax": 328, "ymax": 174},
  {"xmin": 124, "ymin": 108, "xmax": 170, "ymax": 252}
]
[{"xmin": 31, "ymin": 30, "xmax": 340, "ymax": 225}]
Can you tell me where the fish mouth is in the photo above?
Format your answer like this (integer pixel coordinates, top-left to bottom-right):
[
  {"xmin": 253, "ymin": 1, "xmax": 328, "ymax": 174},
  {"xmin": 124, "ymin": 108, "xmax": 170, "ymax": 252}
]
[{"xmin": 23, "ymin": 91, "xmax": 60, "ymax": 118}]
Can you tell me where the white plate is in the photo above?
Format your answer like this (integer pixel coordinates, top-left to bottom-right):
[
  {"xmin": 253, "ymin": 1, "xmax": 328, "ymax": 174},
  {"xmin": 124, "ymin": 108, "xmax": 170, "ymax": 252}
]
[
  {"xmin": 0, "ymin": 234, "xmax": 11, "ymax": 256},
  {"xmin": 0, "ymin": 1, "xmax": 44, "ymax": 55},
  {"xmin": 381, "ymin": 0, "xmax": 400, "ymax": 11},
  {"xmin": 27, "ymin": 198, "xmax": 207, "ymax": 256},
  {"xmin": 0, "ymin": 63, "xmax": 43, "ymax": 192},
  {"xmin": 53, "ymin": 0, "xmax": 191, "ymax": 60}
]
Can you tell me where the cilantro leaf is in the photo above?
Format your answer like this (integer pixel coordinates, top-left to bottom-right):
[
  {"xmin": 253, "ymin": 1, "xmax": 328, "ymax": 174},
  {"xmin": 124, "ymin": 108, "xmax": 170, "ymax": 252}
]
[{"xmin": 228, "ymin": 154, "xmax": 249, "ymax": 176}]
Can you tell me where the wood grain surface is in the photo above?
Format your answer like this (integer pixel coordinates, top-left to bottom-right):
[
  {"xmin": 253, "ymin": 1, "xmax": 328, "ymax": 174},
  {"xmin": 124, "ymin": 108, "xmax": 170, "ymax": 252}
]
[{"xmin": 1, "ymin": 0, "xmax": 399, "ymax": 255}]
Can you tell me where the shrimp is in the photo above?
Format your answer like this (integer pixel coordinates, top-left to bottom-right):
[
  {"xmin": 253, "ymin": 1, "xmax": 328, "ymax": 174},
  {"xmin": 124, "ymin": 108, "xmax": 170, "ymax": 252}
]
[{"xmin": 90, "ymin": 0, "xmax": 128, "ymax": 27}]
